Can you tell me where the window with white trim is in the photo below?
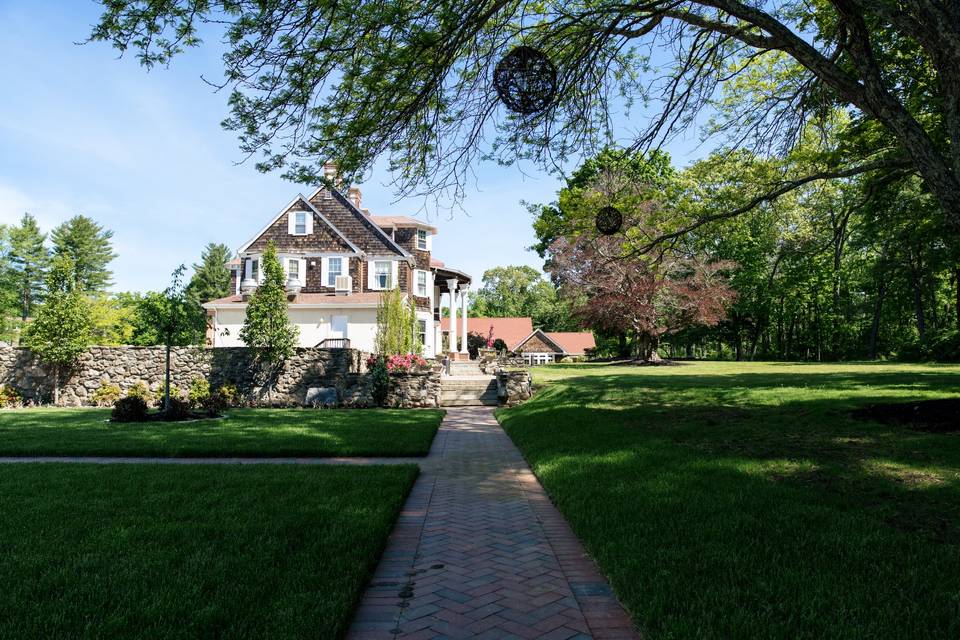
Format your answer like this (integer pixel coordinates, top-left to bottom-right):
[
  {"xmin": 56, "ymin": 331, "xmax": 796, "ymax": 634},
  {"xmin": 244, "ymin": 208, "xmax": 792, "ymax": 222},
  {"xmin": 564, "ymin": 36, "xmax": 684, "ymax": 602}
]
[
  {"xmin": 415, "ymin": 270, "xmax": 428, "ymax": 297},
  {"xmin": 250, "ymin": 258, "xmax": 259, "ymax": 282},
  {"xmin": 417, "ymin": 319, "xmax": 427, "ymax": 347},
  {"xmin": 416, "ymin": 229, "xmax": 428, "ymax": 250},
  {"xmin": 326, "ymin": 257, "xmax": 343, "ymax": 286},
  {"xmin": 373, "ymin": 260, "xmax": 392, "ymax": 289},
  {"xmin": 294, "ymin": 212, "xmax": 307, "ymax": 234},
  {"xmin": 288, "ymin": 259, "xmax": 300, "ymax": 281}
]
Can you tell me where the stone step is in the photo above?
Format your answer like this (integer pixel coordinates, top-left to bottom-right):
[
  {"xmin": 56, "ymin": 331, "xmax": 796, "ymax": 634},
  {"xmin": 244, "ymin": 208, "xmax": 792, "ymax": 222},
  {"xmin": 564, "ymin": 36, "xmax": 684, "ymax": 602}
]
[
  {"xmin": 440, "ymin": 381, "xmax": 498, "ymax": 390},
  {"xmin": 441, "ymin": 391, "xmax": 499, "ymax": 400},
  {"xmin": 441, "ymin": 397, "xmax": 500, "ymax": 407}
]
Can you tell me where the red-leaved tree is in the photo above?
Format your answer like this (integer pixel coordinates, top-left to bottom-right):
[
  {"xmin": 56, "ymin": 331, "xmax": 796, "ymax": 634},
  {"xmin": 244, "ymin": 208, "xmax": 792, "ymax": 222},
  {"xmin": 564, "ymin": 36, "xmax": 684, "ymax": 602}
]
[{"xmin": 550, "ymin": 235, "xmax": 735, "ymax": 362}]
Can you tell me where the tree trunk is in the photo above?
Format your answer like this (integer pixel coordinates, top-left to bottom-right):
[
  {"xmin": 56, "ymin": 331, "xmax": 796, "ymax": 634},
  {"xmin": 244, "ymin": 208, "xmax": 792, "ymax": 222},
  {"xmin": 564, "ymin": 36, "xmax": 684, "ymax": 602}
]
[
  {"xmin": 618, "ymin": 332, "xmax": 628, "ymax": 358},
  {"xmin": 635, "ymin": 333, "xmax": 662, "ymax": 363},
  {"xmin": 911, "ymin": 267, "xmax": 927, "ymax": 344},
  {"xmin": 52, "ymin": 366, "xmax": 59, "ymax": 406},
  {"xmin": 868, "ymin": 278, "xmax": 887, "ymax": 360}
]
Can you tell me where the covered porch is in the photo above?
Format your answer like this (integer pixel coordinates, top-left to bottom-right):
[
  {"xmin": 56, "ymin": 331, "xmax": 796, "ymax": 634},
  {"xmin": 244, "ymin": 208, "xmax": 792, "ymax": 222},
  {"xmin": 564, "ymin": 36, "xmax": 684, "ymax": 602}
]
[{"xmin": 432, "ymin": 264, "xmax": 472, "ymax": 361}]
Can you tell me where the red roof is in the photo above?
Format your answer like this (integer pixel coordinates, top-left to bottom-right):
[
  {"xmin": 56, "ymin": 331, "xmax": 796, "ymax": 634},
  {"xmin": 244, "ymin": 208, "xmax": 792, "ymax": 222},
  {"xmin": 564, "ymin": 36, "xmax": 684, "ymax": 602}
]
[
  {"xmin": 545, "ymin": 332, "xmax": 596, "ymax": 355},
  {"xmin": 440, "ymin": 317, "xmax": 533, "ymax": 349}
]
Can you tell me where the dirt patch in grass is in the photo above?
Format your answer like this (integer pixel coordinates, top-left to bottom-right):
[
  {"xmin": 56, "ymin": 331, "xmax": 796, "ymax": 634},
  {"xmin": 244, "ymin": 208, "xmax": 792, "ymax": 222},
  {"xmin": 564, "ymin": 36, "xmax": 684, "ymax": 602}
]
[{"xmin": 852, "ymin": 398, "xmax": 960, "ymax": 433}]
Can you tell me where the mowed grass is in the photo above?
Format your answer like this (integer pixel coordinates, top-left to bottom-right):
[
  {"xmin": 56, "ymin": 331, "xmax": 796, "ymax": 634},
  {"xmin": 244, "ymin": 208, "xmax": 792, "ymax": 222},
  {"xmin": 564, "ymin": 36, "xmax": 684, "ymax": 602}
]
[
  {"xmin": 0, "ymin": 463, "xmax": 417, "ymax": 638},
  {"xmin": 0, "ymin": 408, "xmax": 443, "ymax": 457},
  {"xmin": 497, "ymin": 361, "xmax": 960, "ymax": 639}
]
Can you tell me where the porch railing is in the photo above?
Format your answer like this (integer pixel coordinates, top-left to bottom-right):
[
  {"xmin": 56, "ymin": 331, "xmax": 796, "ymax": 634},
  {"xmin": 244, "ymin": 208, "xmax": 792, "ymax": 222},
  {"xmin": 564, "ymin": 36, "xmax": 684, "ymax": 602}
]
[{"xmin": 316, "ymin": 338, "xmax": 351, "ymax": 349}]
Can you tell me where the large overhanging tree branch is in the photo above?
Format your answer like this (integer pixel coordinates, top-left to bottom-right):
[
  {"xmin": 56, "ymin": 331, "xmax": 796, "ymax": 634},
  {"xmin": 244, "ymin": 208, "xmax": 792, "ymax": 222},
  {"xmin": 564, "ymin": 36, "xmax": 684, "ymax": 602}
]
[{"xmin": 90, "ymin": 0, "xmax": 960, "ymax": 228}]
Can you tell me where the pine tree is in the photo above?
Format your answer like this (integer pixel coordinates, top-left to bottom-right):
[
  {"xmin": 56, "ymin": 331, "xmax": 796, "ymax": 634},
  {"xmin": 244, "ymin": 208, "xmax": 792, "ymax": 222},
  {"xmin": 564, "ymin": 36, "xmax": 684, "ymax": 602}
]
[
  {"xmin": 8, "ymin": 213, "xmax": 50, "ymax": 320},
  {"xmin": 187, "ymin": 242, "xmax": 233, "ymax": 304},
  {"xmin": 51, "ymin": 215, "xmax": 117, "ymax": 292},
  {"xmin": 22, "ymin": 256, "xmax": 94, "ymax": 404},
  {"xmin": 239, "ymin": 242, "xmax": 298, "ymax": 403}
]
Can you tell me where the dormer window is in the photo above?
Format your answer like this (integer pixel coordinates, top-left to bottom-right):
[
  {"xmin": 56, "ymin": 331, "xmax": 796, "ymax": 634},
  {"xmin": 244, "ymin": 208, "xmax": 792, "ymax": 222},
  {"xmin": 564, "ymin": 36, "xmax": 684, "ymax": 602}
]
[{"xmin": 416, "ymin": 229, "xmax": 428, "ymax": 250}]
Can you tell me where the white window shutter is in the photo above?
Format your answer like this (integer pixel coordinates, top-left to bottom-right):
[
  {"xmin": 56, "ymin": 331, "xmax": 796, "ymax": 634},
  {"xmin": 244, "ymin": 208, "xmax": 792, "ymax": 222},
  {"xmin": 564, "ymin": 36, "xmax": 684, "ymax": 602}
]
[
  {"xmin": 392, "ymin": 261, "xmax": 399, "ymax": 289},
  {"xmin": 306, "ymin": 213, "xmax": 314, "ymax": 235},
  {"xmin": 299, "ymin": 258, "xmax": 307, "ymax": 283},
  {"xmin": 367, "ymin": 261, "xmax": 375, "ymax": 289},
  {"xmin": 287, "ymin": 212, "xmax": 295, "ymax": 234}
]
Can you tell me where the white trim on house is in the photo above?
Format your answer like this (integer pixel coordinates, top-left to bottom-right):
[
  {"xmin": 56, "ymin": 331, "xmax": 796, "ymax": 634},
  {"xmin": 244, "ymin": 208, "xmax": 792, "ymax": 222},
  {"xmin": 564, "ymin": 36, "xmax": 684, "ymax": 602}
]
[
  {"xmin": 414, "ymin": 269, "xmax": 429, "ymax": 297},
  {"xmin": 367, "ymin": 257, "xmax": 400, "ymax": 290},
  {"xmin": 236, "ymin": 194, "xmax": 361, "ymax": 255}
]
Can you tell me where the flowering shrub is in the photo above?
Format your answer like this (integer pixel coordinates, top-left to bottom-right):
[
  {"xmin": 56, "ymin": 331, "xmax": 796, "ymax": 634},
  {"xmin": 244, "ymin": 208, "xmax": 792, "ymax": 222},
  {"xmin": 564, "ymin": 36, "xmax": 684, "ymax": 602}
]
[
  {"xmin": 486, "ymin": 325, "xmax": 495, "ymax": 348},
  {"xmin": 385, "ymin": 353, "xmax": 428, "ymax": 372},
  {"xmin": 367, "ymin": 353, "xmax": 428, "ymax": 373}
]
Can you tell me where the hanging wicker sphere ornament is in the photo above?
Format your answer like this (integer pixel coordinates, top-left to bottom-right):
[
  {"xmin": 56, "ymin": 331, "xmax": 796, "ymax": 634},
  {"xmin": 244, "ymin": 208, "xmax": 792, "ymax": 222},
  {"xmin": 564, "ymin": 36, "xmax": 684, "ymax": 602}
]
[
  {"xmin": 493, "ymin": 46, "xmax": 558, "ymax": 115},
  {"xmin": 595, "ymin": 205, "xmax": 624, "ymax": 235}
]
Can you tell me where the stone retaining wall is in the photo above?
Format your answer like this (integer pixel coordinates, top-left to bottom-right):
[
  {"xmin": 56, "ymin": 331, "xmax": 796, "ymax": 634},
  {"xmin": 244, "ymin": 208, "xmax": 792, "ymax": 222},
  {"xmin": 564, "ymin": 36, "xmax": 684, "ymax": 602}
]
[
  {"xmin": 497, "ymin": 370, "xmax": 533, "ymax": 406},
  {"xmin": 0, "ymin": 346, "xmax": 441, "ymax": 408}
]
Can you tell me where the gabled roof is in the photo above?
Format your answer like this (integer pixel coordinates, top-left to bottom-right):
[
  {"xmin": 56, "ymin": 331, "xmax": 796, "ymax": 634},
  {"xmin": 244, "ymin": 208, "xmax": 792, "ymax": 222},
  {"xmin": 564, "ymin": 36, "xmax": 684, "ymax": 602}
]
[
  {"xmin": 440, "ymin": 317, "xmax": 533, "ymax": 350},
  {"xmin": 370, "ymin": 215, "xmax": 438, "ymax": 234},
  {"xmin": 513, "ymin": 328, "xmax": 568, "ymax": 354},
  {"xmin": 237, "ymin": 194, "xmax": 360, "ymax": 255},
  {"xmin": 307, "ymin": 186, "xmax": 411, "ymax": 259},
  {"xmin": 544, "ymin": 332, "xmax": 596, "ymax": 355}
]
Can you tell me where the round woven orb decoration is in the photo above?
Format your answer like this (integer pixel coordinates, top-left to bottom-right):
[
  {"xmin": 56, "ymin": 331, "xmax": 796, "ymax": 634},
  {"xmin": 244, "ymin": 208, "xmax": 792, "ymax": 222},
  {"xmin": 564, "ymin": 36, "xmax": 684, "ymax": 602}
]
[
  {"xmin": 595, "ymin": 205, "xmax": 624, "ymax": 235},
  {"xmin": 493, "ymin": 46, "xmax": 558, "ymax": 115}
]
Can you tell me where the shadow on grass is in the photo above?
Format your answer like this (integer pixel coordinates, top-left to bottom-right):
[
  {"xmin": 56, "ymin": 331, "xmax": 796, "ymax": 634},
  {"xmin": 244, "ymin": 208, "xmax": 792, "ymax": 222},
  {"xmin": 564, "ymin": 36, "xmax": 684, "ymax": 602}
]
[{"xmin": 499, "ymin": 364, "xmax": 960, "ymax": 638}]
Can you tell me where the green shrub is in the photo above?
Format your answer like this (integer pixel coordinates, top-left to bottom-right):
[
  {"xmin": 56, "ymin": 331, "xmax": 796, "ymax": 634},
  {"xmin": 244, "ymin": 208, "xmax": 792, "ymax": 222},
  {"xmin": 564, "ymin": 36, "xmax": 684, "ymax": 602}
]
[
  {"xmin": 163, "ymin": 398, "xmax": 192, "ymax": 421},
  {"xmin": 188, "ymin": 377, "xmax": 211, "ymax": 408},
  {"xmin": 201, "ymin": 389, "xmax": 229, "ymax": 417},
  {"xmin": 0, "ymin": 385, "xmax": 23, "ymax": 408},
  {"xmin": 215, "ymin": 383, "xmax": 239, "ymax": 407},
  {"xmin": 91, "ymin": 380, "xmax": 121, "ymax": 407},
  {"xmin": 111, "ymin": 396, "xmax": 148, "ymax": 422},
  {"xmin": 126, "ymin": 381, "xmax": 153, "ymax": 405},
  {"xmin": 368, "ymin": 355, "xmax": 390, "ymax": 407},
  {"xmin": 493, "ymin": 338, "xmax": 508, "ymax": 353}
]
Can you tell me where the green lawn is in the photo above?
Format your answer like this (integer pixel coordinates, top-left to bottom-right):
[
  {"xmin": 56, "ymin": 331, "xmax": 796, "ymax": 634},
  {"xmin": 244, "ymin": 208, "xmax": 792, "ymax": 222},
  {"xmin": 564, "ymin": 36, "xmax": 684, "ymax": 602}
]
[
  {"xmin": 0, "ymin": 463, "xmax": 417, "ymax": 638},
  {"xmin": 497, "ymin": 361, "xmax": 960, "ymax": 639},
  {"xmin": 0, "ymin": 408, "xmax": 442, "ymax": 457}
]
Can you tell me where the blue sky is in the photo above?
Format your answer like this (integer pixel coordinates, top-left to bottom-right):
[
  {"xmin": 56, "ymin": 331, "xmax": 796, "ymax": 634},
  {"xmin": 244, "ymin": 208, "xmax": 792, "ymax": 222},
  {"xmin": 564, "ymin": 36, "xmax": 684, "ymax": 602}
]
[{"xmin": 0, "ymin": 1, "xmax": 710, "ymax": 293}]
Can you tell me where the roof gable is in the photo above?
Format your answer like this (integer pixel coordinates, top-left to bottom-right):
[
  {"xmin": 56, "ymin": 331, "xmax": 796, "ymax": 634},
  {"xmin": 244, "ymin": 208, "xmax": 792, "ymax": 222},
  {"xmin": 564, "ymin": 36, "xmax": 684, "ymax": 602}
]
[
  {"xmin": 238, "ymin": 195, "xmax": 359, "ymax": 255},
  {"xmin": 307, "ymin": 186, "xmax": 410, "ymax": 258},
  {"xmin": 513, "ymin": 328, "xmax": 568, "ymax": 354}
]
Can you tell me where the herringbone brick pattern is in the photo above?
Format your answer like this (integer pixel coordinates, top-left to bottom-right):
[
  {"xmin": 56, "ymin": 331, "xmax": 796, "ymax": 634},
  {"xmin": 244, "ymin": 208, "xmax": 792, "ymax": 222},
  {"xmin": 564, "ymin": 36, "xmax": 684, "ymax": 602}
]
[{"xmin": 347, "ymin": 407, "xmax": 638, "ymax": 640}]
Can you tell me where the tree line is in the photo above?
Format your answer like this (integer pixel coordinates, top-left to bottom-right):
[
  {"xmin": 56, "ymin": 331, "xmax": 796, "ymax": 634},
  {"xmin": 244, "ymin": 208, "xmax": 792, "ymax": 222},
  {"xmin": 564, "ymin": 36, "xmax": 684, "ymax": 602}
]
[
  {"xmin": 529, "ymin": 143, "xmax": 959, "ymax": 362},
  {"xmin": 0, "ymin": 212, "xmax": 233, "ymax": 347}
]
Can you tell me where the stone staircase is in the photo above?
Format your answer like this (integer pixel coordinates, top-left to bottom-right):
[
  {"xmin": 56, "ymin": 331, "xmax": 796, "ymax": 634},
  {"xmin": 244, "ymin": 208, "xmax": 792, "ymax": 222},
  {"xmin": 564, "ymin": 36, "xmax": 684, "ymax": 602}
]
[{"xmin": 440, "ymin": 375, "xmax": 499, "ymax": 407}]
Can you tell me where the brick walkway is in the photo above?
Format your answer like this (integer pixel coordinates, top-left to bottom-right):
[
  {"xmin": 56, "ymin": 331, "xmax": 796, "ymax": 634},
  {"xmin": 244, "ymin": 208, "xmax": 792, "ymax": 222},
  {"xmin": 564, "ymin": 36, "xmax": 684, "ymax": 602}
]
[{"xmin": 347, "ymin": 407, "xmax": 638, "ymax": 640}]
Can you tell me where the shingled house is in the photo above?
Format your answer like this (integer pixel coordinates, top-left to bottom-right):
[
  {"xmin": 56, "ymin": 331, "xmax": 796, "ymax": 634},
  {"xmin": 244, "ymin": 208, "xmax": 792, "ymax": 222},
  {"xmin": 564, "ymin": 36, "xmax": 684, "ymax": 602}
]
[{"xmin": 203, "ymin": 164, "xmax": 472, "ymax": 357}]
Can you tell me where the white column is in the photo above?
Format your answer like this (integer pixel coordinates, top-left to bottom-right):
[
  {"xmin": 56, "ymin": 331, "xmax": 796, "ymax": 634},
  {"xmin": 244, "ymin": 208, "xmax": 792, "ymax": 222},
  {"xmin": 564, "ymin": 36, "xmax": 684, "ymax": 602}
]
[
  {"xmin": 459, "ymin": 285, "xmax": 469, "ymax": 354},
  {"xmin": 446, "ymin": 279, "xmax": 459, "ymax": 354}
]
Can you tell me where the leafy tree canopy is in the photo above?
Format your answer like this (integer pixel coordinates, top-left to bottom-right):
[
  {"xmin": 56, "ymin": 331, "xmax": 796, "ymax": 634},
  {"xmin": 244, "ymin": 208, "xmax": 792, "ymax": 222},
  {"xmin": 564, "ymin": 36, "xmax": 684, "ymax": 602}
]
[
  {"xmin": 91, "ymin": 1, "xmax": 960, "ymax": 230},
  {"xmin": 470, "ymin": 265, "xmax": 578, "ymax": 331}
]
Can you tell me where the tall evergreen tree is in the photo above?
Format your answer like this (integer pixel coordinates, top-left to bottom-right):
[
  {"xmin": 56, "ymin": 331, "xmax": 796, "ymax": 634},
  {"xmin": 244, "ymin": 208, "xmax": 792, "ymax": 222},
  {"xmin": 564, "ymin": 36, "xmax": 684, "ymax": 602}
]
[
  {"xmin": 51, "ymin": 215, "xmax": 117, "ymax": 292},
  {"xmin": 22, "ymin": 256, "xmax": 94, "ymax": 404},
  {"xmin": 240, "ymin": 242, "xmax": 298, "ymax": 403},
  {"xmin": 187, "ymin": 242, "xmax": 233, "ymax": 304},
  {"xmin": 8, "ymin": 213, "xmax": 49, "ymax": 320}
]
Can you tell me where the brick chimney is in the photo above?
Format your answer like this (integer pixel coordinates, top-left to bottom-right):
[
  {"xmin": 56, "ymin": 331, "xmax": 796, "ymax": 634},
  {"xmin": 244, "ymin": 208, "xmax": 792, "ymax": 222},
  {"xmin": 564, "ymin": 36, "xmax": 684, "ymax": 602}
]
[{"xmin": 347, "ymin": 186, "xmax": 362, "ymax": 210}]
